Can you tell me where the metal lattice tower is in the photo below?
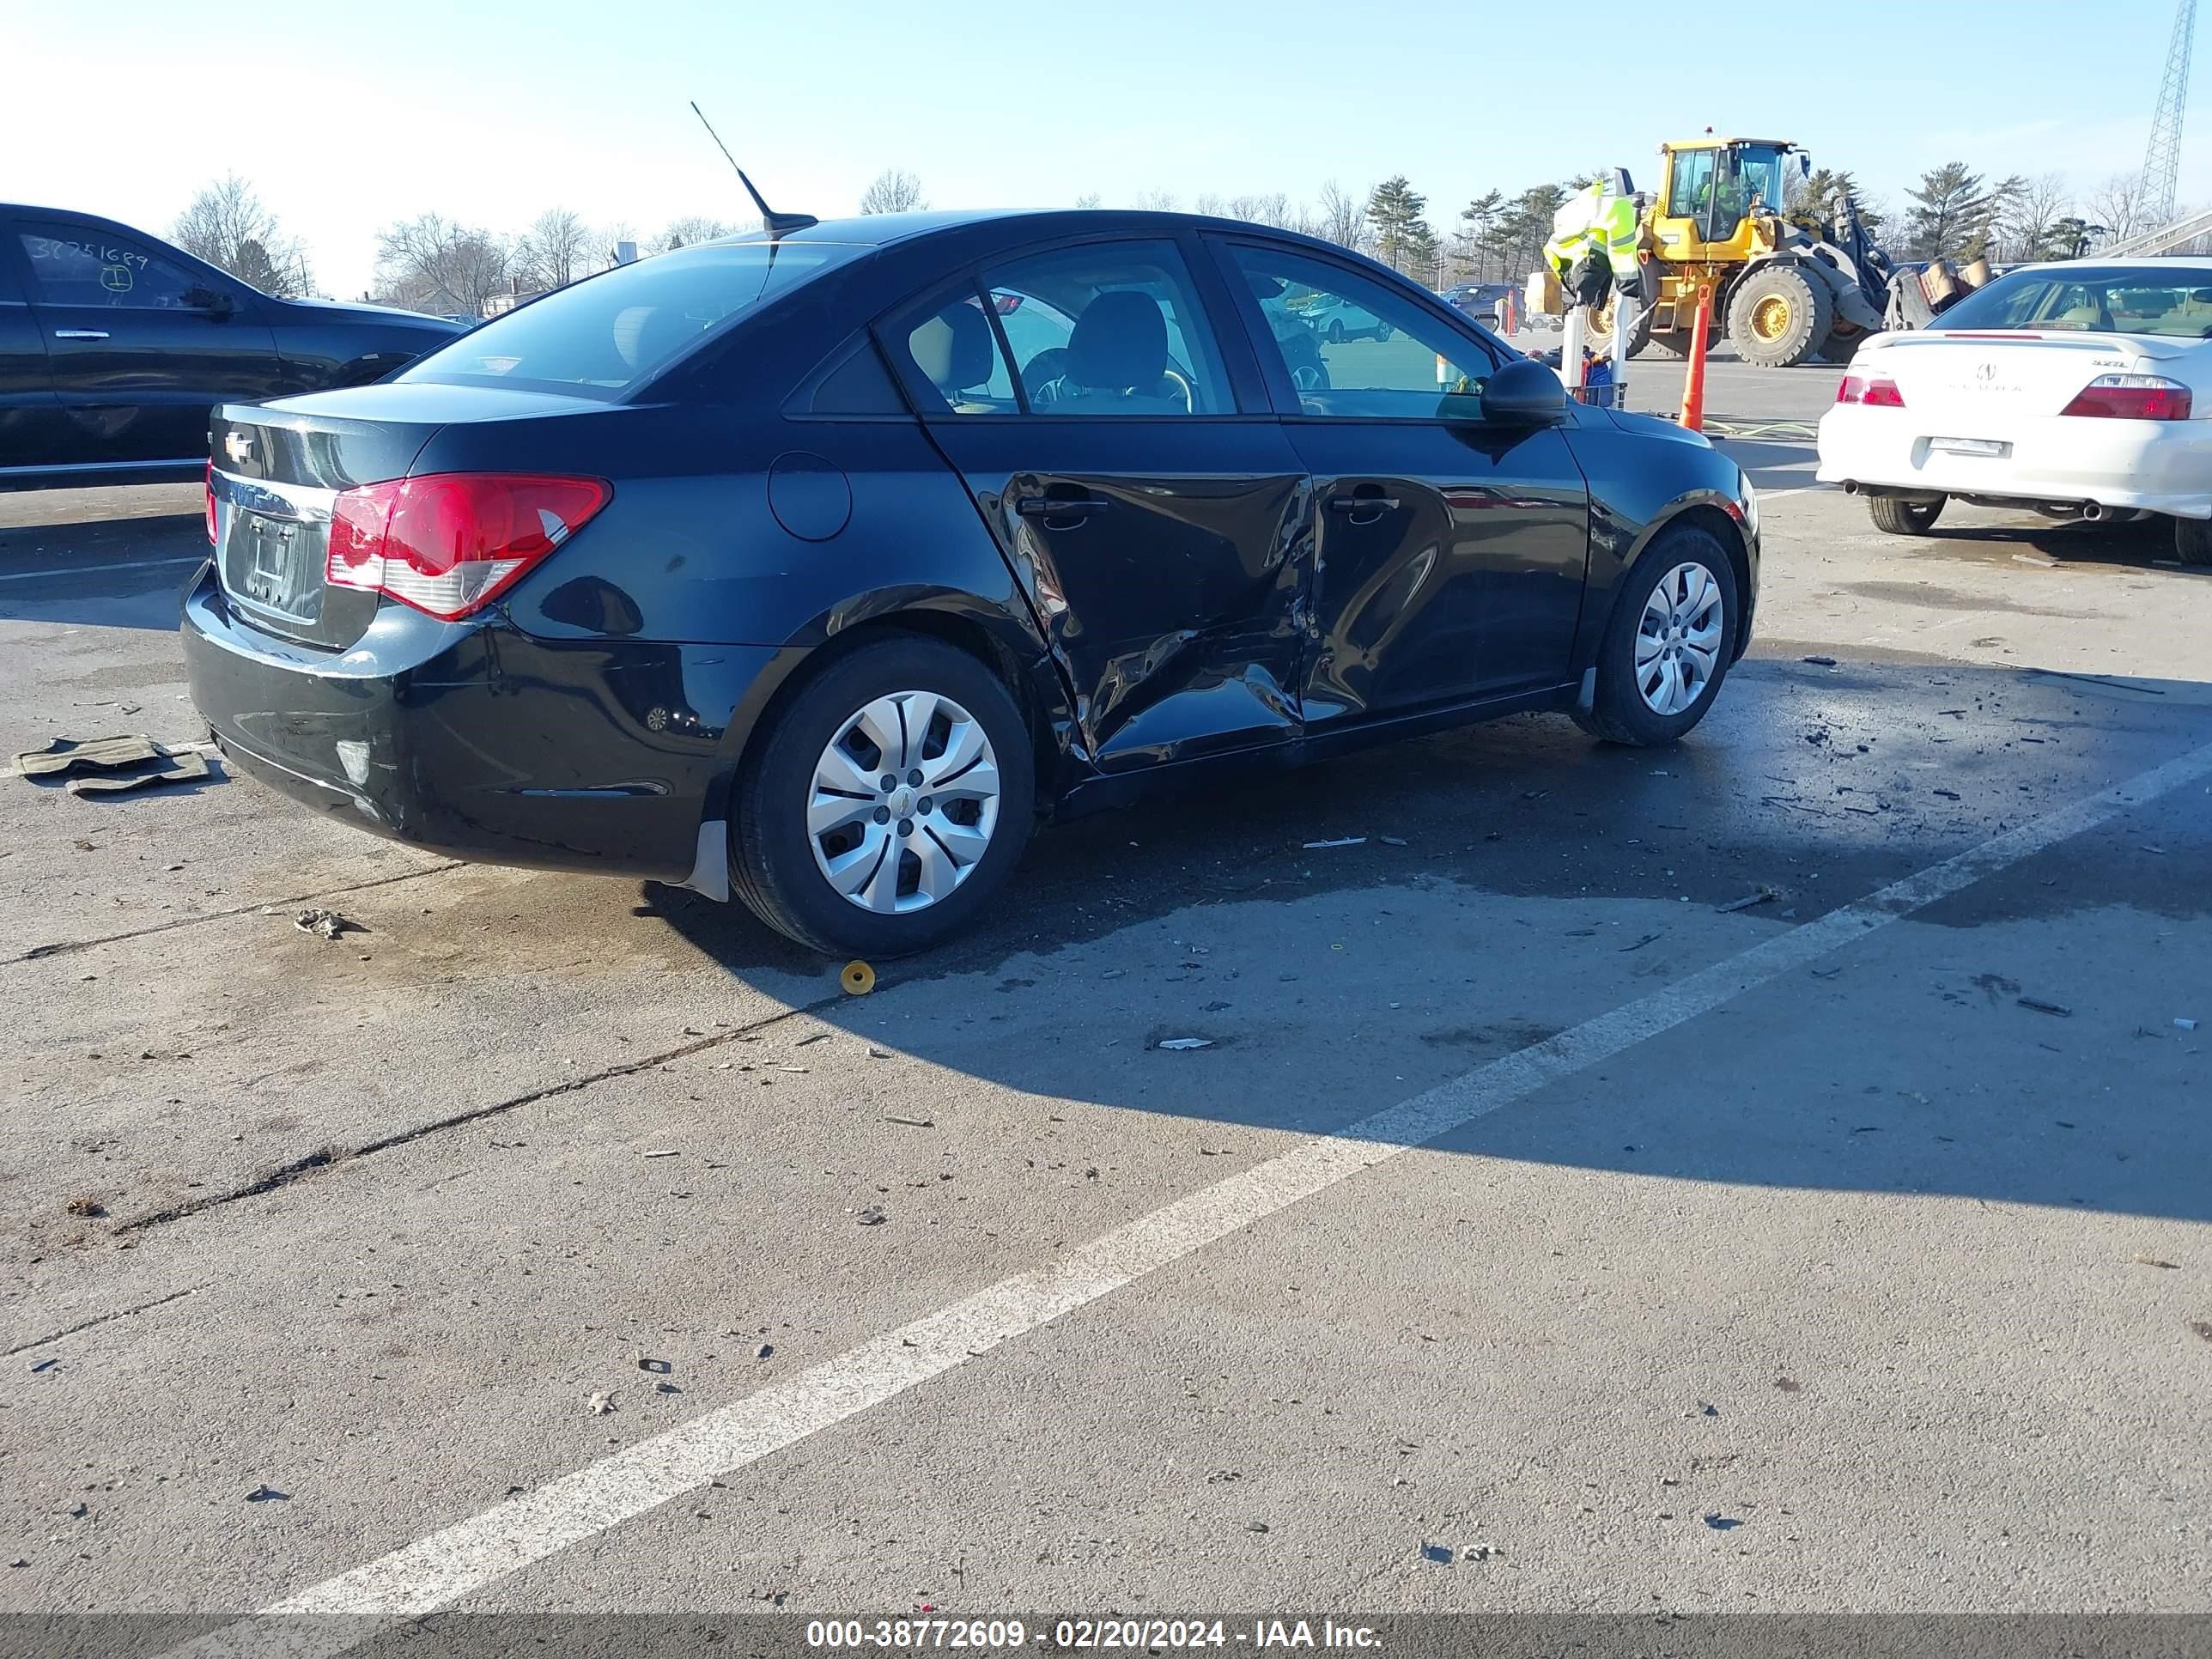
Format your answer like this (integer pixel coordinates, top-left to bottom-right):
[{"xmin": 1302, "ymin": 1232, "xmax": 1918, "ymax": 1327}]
[{"xmin": 2144, "ymin": 0, "xmax": 2198, "ymax": 225}]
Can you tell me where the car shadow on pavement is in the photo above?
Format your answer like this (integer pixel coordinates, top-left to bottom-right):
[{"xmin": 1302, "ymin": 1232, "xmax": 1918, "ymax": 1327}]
[{"xmin": 653, "ymin": 653, "xmax": 2212, "ymax": 1226}]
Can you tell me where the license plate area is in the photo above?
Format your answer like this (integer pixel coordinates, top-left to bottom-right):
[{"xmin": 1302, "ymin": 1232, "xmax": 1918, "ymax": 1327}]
[
  {"xmin": 1927, "ymin": 436, "xmax": 2010, "ymax": 458},
  {"xmin": 222, "ymin": 508, "xmax": 324, "ymax": 623}
]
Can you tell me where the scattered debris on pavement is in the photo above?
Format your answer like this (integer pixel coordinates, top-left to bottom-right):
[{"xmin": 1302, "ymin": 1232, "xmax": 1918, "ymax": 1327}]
[
  {"xmin": 1157, "ymin": 1037, "xmax": 1213, "ymax": 1051},
  {"xmin": 2017, "ymin": 996, "xmax": 2073, "ymax": 1018},
  {"xmin": 638, "ymin": 1358, "xmax": 672, "ymax": 1374},
  {"xmin": 854, "ymin": 1206, "xmax": 887, "ymax": 1226},
  {"xmin": 841, "ymin": 961, "xmax": 877, "ymax": 995},
  {"xmin": 1717, "ymin": 886, "xmax": 1778, "ymax": 914},
  {"xmin": 1379, "ymin": 835, "xmax": 1408, "ymax": 847},
  {"xmin": 12, "ymin": 735, "xmax": 217, "ymax": 796},
  {"xmin": 2134, "ymin": 1255, "xmax": 2181, "ymax": 1270},
  {"xmin": 1303, "ymin": 836, "xmax": 1366, "ymax": 849},
  {"xmin": 64, "ymin": 1194, "xmax": 104, "ymax": 1218},
  {"xmin": 1801, "ymin": 655, "xmax": 1838, "ymax": 667},
  {"xmin": 884, "ymin": 1113, "xmax": 934, "ymax": 1127},
  {"xmin": 587, "ymin": 1392, "xmax": 616, "ymax": 1415},
  {"xmin": 641, "ymin": 1149, "xmax": 679, "ymax": 1158},
  {"xmin": 244, "ymin": 1485, "xmax": 287, "ymax": 1503},
  {"xmin": 1704, "ymin": 1514, "xmax": 1741, "ymax": 1530},
  {"xmin": 756, "ymin": 1344, "xmax": 774, "ymax": 1359},
  {"xmin": 2178, "ymin": 1018, "xmax": 2200, "ymax": 1032},
  {"xmin": 293, "ymin": 908, "xmax": 357, "ymax": 941}
]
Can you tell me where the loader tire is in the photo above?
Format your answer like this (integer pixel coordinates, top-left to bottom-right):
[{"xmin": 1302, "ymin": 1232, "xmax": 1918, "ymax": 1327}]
[
  {"xmin": 1729, "ymin": 264, "xmax": 1833, "ymax": 368},
  {"xmin": 1583, "ymin": 295, "xmax": 1655, "ymax": 359}
]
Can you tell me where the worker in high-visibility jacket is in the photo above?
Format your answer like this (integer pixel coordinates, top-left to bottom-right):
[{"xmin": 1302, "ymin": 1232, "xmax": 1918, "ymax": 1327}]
[{"xmin": 1543, "ymin": 168, "xmax": 1644, "ymax": 311}]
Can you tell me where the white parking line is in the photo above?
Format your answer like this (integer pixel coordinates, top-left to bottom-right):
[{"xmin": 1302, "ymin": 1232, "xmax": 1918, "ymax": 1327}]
[
  {"xmin": 0, "ymin": 555, "xmax": 204, "ymax": 584},
  {"xmin": 165, "ymin": 736, "xmax": 2212, "ymax": 1658}
]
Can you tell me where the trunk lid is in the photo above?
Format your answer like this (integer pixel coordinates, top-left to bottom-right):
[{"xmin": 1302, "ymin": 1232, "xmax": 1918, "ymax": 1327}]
[
  {"xmin": 207, "ymin": 386, "xmax": 599, "ymax": 651},
  {"xmin": 1865, "ymin": 331, "xmax": 2171, "ymax": 422}
]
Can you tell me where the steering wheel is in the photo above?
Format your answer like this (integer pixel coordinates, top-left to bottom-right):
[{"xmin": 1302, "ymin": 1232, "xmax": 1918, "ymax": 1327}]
[
  {"xmin": 1020, "ymin": 348, "xmax": 1072, "ymax": 402},
  {"xmin": 1160, "ymin": 364, "xmax": 1195, "ymax": 413}
]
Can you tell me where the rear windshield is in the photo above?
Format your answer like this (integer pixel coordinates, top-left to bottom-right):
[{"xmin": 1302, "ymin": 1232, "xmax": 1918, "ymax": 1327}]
[
  {"xmin": 1933, "ymin": 265, "xmax": 2212, "ymax": 337},
  {"xmin": 398, "ymin": 240, "xmax": 868, "ymax": 397}
]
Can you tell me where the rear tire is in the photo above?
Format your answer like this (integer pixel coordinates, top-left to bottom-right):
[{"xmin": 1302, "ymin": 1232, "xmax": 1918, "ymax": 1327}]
[
  {"xmin": 2173, "ymin": 516, "xmax": 2212, "ymax": 566},
  {"xmin": 1869, "ymin": 495, "xmax": 1945, "ymax": 536},
  {"xmin": 1572, "ymin": 525, "xmax": 1741, "ymax": 747},
  {"xmin": 731, "ymin": 634, "xmax": 1036, "ymax": 957},
  {"xmin": 1728, "ymin": 264, "xmax": 1833, "ymax": 368},
  {"xmin": 1584, "ymin": 295, "xmax": 1656, "ymax": 359}
]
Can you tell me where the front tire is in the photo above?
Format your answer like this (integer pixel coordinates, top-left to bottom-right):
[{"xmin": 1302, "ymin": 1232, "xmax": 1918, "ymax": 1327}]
[
  {"xmin": 1869, "ymin": 495, "xmax": 1945, "ymax": 536},
  {"xmin": 732, "ymin": 635, "xmax": 1036, "ymax": 957},
  {"xmin": 1728, "ymin": 264, "xmax": 1833, "ymax": 368},
  {"xmin": 1573, "ymin": 526, "xmax": 1741, "ymax": 747},
  {"xmin": 2174, "ymin": 515, "xmax": 2212, "ymax": 566}
]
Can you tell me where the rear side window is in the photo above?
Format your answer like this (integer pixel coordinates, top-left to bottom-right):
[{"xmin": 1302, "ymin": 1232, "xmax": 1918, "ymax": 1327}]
[
  {"xmin": 886, "ymin": 289, "xmax": 1019, "ymax": 413},
  {"xmin": 400, "ymin": 240, "xmax": 868, "ymax": 398},
  {"xmin": 17, "ymin": 223, "xmax": 203, "ymax": 309},
  {"xmin": 983, "ymin": 241, "xmax": 1231, "ymax": 416}
]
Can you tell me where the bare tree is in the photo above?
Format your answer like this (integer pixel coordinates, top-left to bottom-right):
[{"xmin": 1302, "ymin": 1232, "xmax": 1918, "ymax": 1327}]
[
  {"xmin": 2089, "ymin": 172, "xmax": 2153, "ymax": 245},
  {"xmin": 1193, "ymin": 192, "xmax": 1226, "ymax": 217},
  {"xmin": 512, "ymin": 208, "xmax": 592, "ymax": 292},
  {"xmin": 1133, "ymin": 188, "xmax": 1180, "ymax": 212},
  {"xmin": 172, "ymin": 174, "xmax": 313, "ymax": 296},
  {"xmin": 648, "ymin": 215, "xmax": 737, "ymax": 255},
  {"xmin": 860, "ymin": 169, "xmax": 927, "ymax": 215},
  {"xmin": 374, "ymin": 214, "xmax": 510, "ymax": 317},
  {"xmin": 1315, "ymin": 179, "xmax": 1370, "ymax": 252},
  {"xmin": 2005, "ymin": 173, "xmax": 2071, "ymax": 264},
  {"xmin": 1073, "ymin": 192, "xmax": 1103, "ymax": 210}
]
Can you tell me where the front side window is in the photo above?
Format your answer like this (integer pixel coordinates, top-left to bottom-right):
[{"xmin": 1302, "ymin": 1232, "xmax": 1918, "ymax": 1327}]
[
  {"xmin": 1667, "ymin": 151, "xmax": 1717, "ymax": 218},
  {"xmin": 399, "ymin": 239, "xmax": 868, "ymax": 398},
  {"xmin": 1229, "ymin": 245, "xmax": 1497, "ymax": 420},
  {"xmin": 18, "ymin": 224, "xmax": 203, "ymax": 309},
  {"xmin": 981, "ymin": 240, "xmax": 1232, "ymax": 416}
]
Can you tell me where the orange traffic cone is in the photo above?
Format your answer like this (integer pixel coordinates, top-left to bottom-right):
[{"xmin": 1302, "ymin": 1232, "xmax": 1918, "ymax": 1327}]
[{"xmin": 1678, "ymin": 287, "xmax": 1714, "ymax": 432}]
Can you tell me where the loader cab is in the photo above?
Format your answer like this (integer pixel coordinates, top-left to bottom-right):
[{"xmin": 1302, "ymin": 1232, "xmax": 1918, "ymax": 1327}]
[{"xmin": 1654, "ymin": 139, "xmax": 1804, "ymax": 259}]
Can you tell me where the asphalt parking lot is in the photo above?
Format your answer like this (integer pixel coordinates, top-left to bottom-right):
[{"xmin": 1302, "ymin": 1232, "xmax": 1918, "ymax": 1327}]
[{"xmin": 3, "ymin": 358, "xmax": 2209, "ymax": 1645}]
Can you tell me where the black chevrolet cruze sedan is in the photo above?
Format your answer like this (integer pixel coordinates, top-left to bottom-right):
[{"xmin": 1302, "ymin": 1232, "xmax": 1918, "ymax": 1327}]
[{"xmin": 182, "ymin": 209, "xmax": 1759, "ymax": 957}]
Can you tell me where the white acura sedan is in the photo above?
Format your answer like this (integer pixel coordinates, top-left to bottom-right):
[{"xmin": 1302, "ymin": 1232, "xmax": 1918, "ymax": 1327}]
[{"xmin": 1817, "ymin": 259, "xmax": 2212, "ymax": 564}]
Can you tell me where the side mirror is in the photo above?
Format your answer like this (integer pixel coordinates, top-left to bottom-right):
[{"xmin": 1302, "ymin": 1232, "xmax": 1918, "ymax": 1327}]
[{"xmin": 1480, "ymin": 356, "xmax": 1566, "ymax": 427}]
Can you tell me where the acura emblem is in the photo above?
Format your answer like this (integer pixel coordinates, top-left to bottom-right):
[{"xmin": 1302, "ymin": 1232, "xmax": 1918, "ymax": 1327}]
[
  {"xmin": 224, "ymin": 429, "xmax": 253, "ymax": 466},
  {"xmin": 1975, "ymin": 362, "xmax": 1996, "ymax": 382}
]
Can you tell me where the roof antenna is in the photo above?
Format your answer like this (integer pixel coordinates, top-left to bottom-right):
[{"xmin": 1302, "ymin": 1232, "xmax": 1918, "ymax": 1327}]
[{"xmin": 691, "ymin": 101, "xmax": 817, "ymax": 239}]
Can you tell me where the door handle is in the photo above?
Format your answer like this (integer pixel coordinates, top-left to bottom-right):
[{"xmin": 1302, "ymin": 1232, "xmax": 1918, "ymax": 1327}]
[
  {"xmin": 1325, "ymin": 494, "xmax": 1400, "ymax": 514},
  {"xmin": 53, "ymin": 329, "xmax": 109, "ymax": 340},
  {"xmin": 1015, "ymin": 495, "xmax": 1111, "ymax": 520}
]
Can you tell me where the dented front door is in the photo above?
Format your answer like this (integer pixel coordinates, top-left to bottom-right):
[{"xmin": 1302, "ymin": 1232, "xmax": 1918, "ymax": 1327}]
[{"xmin": 925, "ymin": 418, "xmax": 1311, "ymax": 773}]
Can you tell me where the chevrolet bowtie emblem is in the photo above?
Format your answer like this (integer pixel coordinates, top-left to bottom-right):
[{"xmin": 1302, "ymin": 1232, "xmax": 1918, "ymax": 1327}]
[{"xmin": 224, "ymin": 430, "xmax": 253, "ymax": 466}]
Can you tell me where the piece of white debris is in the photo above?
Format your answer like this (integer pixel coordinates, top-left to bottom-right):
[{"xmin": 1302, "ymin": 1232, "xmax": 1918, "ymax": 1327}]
[
  {"xmin": 1157, "ymin": 1037, "xmax": 1214, "ymax": 1051},
  {"xmin": 1302, "ymin": 836, "xmax": 1366, "ymax": 849},
  {"xmin": 587, "ymin": 1392, "xmax": 615, "ymax": 1415},
  {"xmin": 293, "ymin": 908, "xmax": 352, "ymax": 940},
  {"xmin": 2178, "ymin": 1018, "xmax": 2200, "ymax": 1032}
]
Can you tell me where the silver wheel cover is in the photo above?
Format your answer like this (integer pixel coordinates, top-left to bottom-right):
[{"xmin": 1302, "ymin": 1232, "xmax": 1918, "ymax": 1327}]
[
  {"xmin": 1636, "ymin": 561, "xmax": 1726, "ymax": 717},
  {"xmin": 808, "ymin": 691, "xmax": 1002, "ymax": 915}
]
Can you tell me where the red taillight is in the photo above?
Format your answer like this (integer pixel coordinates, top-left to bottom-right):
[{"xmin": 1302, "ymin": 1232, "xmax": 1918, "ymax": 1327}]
[
  {"xmin": 2059, "ymin": 374, "xmax": 2193, "ymax": 421},
  {"xmin": 1837, "ymin": 374, "xmax": 1905, "ymax": 407},
  {"xmin": 204, "ymin": 462, "xmax": 218, "ymax": 545},
  {"xmin": 325, "ymin": 473, "xmax": 611, "ymax": 621}
]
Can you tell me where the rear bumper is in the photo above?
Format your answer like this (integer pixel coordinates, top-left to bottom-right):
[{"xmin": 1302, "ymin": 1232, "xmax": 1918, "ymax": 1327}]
[
  {"xmin": 1816, "ymin": 407, "xmax": 2212, "ymax": 519},
  {"xmin": 179, "ymin": 564, "xmax": 778, "ymax": 880}
]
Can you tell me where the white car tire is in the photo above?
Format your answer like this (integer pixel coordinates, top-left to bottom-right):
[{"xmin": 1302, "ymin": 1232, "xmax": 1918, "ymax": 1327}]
[{"xmin": 1868, "ymin": 495, "xmax": 1945, "ymax": 537}]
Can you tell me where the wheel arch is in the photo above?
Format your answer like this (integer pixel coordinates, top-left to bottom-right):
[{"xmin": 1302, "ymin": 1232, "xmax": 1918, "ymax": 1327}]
[
  {"xmin": 682, "ymin": 589, "xmax": 1072, "ymax": 899},
  {"xmin": 1613, "ymin": 497, "xmax": 1757, "ymax": 664}
]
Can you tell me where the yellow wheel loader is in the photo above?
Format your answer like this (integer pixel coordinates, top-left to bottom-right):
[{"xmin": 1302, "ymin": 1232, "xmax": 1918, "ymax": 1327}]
[{"xmin": 1582, "ymin": 138, "xmax": 1896, "ymax": 368}]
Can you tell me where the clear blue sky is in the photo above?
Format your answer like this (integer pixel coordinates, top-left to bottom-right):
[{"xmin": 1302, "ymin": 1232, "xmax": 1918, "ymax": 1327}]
[{"xmin": 3, "ymin": 0, "xmax": 2200, "ymax": 297}]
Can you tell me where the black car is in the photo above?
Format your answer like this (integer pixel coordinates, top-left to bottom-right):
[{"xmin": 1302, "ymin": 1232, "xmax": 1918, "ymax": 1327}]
[
  {"xmin": 0, "ymin": 204, "xmax": 460, "ymax": 487},
  {"xmin": 181, "ymin": 209, "xmax": 1759, "ymax": 956}
]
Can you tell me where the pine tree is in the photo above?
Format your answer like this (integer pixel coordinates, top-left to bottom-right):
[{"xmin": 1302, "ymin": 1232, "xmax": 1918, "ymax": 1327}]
[
  {"xmin": 1365, "ymin": 176, "xmax": 1433, "ymax": 276},
  {"xmin": 1905, "ymin": 163, "xmax": 1992, "ymax": 261}
]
